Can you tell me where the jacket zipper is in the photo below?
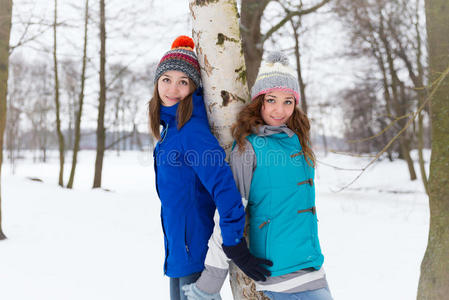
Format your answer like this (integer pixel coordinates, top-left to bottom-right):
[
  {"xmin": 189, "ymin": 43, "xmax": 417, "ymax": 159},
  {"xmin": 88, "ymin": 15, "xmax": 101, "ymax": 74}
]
[
  {"xmin": 184, "ymin": 223, "xmax": 191, "ymax": 259},
  {"xmin": 160, "ymin": 123, "xmax": 169, "ymax": 143},
  {"xmin": 259, "ymin": 219, "xmax": 270, "ymax": 229},
  {"xmin": 258, "ymin": 218, "xmax": 271, "ymax": 259}
]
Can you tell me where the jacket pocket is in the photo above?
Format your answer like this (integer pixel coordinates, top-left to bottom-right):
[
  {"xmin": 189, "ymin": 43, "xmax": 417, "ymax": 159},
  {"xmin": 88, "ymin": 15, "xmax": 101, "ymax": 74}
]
[
  {"xmin": 249, "ymin": 216, "xmax": 270, "ymax": 261},
  {"xmin": 292, "ymin": 211, "xmax": 320, "ymax": 263},
  {"xmin": 268, "ymin": 213, "xmax": 319, "ymax": 273}
]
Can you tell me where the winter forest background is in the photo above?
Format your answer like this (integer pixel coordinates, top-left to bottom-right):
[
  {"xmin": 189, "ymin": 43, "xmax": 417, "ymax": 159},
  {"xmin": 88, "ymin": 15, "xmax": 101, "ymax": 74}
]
[{"xmin": 1, "ymin": 0, "xmax": 448, "ymax": 299}]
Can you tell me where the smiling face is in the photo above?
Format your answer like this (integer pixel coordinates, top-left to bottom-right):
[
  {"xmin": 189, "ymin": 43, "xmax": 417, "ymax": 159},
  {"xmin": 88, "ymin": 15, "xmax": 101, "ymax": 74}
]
[
  {"xmin": 157, "ymin": 70, "xmax": 193, "ymax": 107},
  {"xmin": 260, "ymin": 90, "xmax": 296, "ymax": 126}
]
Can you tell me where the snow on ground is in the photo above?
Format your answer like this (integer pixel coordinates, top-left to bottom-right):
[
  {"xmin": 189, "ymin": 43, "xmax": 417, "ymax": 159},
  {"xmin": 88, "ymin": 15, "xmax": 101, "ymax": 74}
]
[{"xmin": 0, "ymin": 150, "xmax": 429, "ymax": 300}]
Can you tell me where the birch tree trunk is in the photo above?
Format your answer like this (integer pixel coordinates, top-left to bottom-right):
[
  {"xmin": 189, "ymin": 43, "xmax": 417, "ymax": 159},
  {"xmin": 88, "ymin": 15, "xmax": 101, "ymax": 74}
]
[
  {"xmin": 189, "ymin": 0, "xmax": 249, "ymax": 152},
  {"xmin": 189, "ymin": 1, "xmax": 268, "ymax": 299},
  {"xmin": 0, "ymin": 0, "xmax": 13, "ymax": 241}
]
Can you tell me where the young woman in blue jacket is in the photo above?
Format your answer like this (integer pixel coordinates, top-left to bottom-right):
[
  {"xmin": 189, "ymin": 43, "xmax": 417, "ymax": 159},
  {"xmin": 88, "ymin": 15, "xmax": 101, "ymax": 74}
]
[
  {"xmin": 148, "ymin": 36, "xmax": 272, "ymax": 300},
  {"xmin": 184, "ymin": 52, "xmax": 333, "ymax": 300}
]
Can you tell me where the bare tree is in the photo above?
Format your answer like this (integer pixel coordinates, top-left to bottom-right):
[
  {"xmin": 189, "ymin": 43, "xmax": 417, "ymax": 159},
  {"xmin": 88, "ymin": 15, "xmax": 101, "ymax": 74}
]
[
  {"xmin": 28, "ymin": 61, "xmax": 54, "ymax": 163},
  {"xmin": 390, "ymin": 0, "xmax": 429, "ymax": 192},
  {"xmin": 341, "ymin": 77, "xmax": 395, "ymax": 154},
  {"xmin": 53, "ymin": 0, "xmax": 65, "ymax": 187},
  {"xmin": 334, "ymin": 0, "xmax": 424, "ymax": 181},
  {"xmin": 317, "ymin": 102, "xmax": 331, "ymax": 155},
  {"xmin": 5, "ymin": 56, "xmax": 26, "ymax": 172},
  {"xmin": 290, "ymin": 16, "xmax": 308, "ymax": 115},
  {"xmin": 7, "ymin": 56, "xmax": 56, "ymax": 166},
  {"xmin": 240, "ymin": 0, "xmax": 331, "ymax": 88},
  {"xmin": 107, "ymin": 63, "xmax": 128, "ymax": 155},
  {"xmin": 60, "ymin": 59, "xmax": 80, "ymax": 152},
  {"xmin": 93, "ymin": 0, "xmax": 106, "ymax": 188},
  {"xmin": 0, "ymin": 0, "xmax": 13, "ymax": 241},
  {"xmin": 104, "ymin": 63, "xmax": 143, "ymax": 153},
  {"xmin": 417, "ymin": 0, "xmax": 449, "ymax": 297},
  {"xmin": 67, "ymin": 0, "xmax": 89, "ymax": 189}
]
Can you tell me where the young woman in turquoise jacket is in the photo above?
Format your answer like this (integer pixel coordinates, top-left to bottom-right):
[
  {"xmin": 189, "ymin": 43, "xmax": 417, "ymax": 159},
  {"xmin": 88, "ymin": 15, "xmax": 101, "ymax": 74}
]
[
  {"xmin": 184, "ymin": 52, "xmax": 333, "ymax": 300},
  {"xmin": 148, "ymin": 36, "xmax": 272, "ymax": 300}
]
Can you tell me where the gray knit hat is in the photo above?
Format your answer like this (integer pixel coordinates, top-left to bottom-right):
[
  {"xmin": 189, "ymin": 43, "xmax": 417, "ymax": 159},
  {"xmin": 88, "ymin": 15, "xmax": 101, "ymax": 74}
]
[
  {"xmin": 154, "ymin": 36, "xmax": 201, "ymax": 88},
  {"xmin": 251, "ymin": 51, "xmax": 300, "ymax": 103}
]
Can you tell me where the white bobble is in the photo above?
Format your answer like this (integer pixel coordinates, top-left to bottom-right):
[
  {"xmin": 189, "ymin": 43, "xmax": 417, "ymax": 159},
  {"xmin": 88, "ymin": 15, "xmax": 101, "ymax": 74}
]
[{"xmin": 266, "ymin": 51, "xmax": 289, "ymax": 66}]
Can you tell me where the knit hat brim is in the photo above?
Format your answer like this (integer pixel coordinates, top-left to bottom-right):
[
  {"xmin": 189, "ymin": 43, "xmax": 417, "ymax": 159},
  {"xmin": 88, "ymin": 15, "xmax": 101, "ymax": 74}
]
[
  {"xmin": 250, "ymin": 51, "xmax": 300, "ymax": 104},
  {"xmin": 154, "ymin": 36, "xmax": 201, "ymax": 88},
  {"xmin": 252, "ymin": 87, "xmax": 300, "ymax": 103}
]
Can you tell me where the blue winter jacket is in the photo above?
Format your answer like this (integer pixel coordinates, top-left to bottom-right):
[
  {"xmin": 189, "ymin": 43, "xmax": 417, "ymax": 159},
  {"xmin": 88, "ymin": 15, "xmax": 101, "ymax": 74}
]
[{"xmin": 153, "ymin": 88, "xmax": 245, "ymax": 278}]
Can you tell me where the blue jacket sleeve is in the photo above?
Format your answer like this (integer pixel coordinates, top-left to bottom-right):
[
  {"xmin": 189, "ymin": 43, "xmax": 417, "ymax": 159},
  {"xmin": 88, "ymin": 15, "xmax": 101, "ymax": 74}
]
[{"xmin": 180, "ymin": 119, "xmax": 245, "ymax": 246}]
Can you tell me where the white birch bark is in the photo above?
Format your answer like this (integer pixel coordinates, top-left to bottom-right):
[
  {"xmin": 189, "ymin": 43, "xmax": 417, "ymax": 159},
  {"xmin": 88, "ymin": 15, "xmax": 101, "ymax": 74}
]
[
  {"xmin": 189, "ymin": 0, "xmax": 249, "ymax": 152},
  {"xmin": 189, "ymin": 1, "xmax": 268, "ymax": 299}
]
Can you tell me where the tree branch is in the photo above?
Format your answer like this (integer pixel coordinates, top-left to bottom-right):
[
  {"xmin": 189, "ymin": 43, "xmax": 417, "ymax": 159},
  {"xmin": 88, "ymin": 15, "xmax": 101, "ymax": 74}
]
[
  {"xmin": 346, "ymin": 113, "xmax": 411, "ymax": 143},
  {"xmin": 262, "ymin": 0, "xmax": 331, "ymax": 42},
  {"xmin": 105, "ymin": 125, "xmax": 135, "ymax": 150},
  {"xmin": 334, "ymin": 63, "xmax": 449, "ymax": 192}
]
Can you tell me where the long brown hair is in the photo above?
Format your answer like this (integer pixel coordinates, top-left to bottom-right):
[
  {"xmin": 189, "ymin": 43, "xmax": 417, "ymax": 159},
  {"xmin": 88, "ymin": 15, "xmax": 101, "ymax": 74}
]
[
  {"xmin": 231, "ymin": 94, "xmax": 316, "ymax": 167},
  {"xmin": 148, "ymin": 81, "xmax": 196, "ymax": 140}
]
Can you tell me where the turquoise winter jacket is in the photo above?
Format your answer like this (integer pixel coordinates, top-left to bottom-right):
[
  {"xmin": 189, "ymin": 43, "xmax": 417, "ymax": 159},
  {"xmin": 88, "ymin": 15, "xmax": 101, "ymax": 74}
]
[{"xmin": 246, "ymin": 132, "xmax": 324, "ymax": 277}]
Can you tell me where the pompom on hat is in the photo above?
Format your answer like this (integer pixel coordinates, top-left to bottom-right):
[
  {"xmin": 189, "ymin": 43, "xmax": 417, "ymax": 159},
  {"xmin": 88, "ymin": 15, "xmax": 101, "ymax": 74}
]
[
  {"xmin": 250, "ymin": 51, "xmax": 300, "ymax": 103},
  {"xmin": 154, "ymin": 35, "xmax": 201, "ymax": 88}
]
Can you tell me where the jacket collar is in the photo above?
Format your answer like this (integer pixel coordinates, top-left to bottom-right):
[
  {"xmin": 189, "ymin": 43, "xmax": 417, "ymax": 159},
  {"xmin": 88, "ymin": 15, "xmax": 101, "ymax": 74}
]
[
  {"xmin": 254, "ymin": 124, "xmax": 295, "ymax": 137},
  {"xmin": 160, "ymin": 87, "xmax": 207, "ymax": 127}
]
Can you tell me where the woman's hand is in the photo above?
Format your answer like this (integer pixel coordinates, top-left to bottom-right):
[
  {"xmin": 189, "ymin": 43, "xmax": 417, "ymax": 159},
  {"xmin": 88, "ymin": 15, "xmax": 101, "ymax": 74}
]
[{"xmin": 222, "ymin": 238, "xmax": 273, "ymax": 282}]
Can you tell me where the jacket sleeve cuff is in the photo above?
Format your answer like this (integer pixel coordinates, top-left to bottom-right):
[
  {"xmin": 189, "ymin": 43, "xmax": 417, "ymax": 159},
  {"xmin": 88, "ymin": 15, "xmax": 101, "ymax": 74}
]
[
  {"xmin": 221, "ymin": 233, "xmax": 242, "ymax": 247},
  {"xmin": 196, "ymin": 264, "xmax": 228, "ymax": 294},
  {"xmin": 222, "ymin": 238, "xmax": 246, "ymax": 259}
]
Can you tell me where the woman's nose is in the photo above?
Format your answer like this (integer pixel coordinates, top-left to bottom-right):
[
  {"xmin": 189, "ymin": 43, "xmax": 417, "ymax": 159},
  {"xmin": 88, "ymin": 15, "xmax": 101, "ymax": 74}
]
[
  {"xmin": 273, "ymin": 103, "xmax": 282, "ymax": 112},
  {"xmin": 169, "ymin": 83, "xmax": 178, "ymax": 93}
]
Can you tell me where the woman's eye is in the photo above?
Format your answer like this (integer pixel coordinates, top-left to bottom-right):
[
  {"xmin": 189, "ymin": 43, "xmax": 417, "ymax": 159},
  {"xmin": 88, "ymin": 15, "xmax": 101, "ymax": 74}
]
[
  {"xmin": 162, "ymin": 78, "xmax": 170, "ymax": 83},
  {"xmin": 266, "ymin": 98, "xmax": 275, "ymax": 103},
  {"xmin": 285, "ymin": 100, "xmax": 293, "ymax": 105},
  {"xmin": 180, "ymin": 80, "xmax": 189, "ymax": 86}
]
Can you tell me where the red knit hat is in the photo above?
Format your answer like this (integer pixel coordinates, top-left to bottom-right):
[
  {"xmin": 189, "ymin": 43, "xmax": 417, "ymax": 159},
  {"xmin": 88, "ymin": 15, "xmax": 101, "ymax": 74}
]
[{"xmin": 154, "ymin": 36, "xmax": 201, "ymax": 87}]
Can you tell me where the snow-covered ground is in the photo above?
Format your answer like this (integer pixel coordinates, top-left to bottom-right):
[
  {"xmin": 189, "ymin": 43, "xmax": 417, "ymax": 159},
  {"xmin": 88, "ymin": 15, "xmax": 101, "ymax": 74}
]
[{"xmin": 0, "ymin": 150, "xmax": 429, "ymax": 300}]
